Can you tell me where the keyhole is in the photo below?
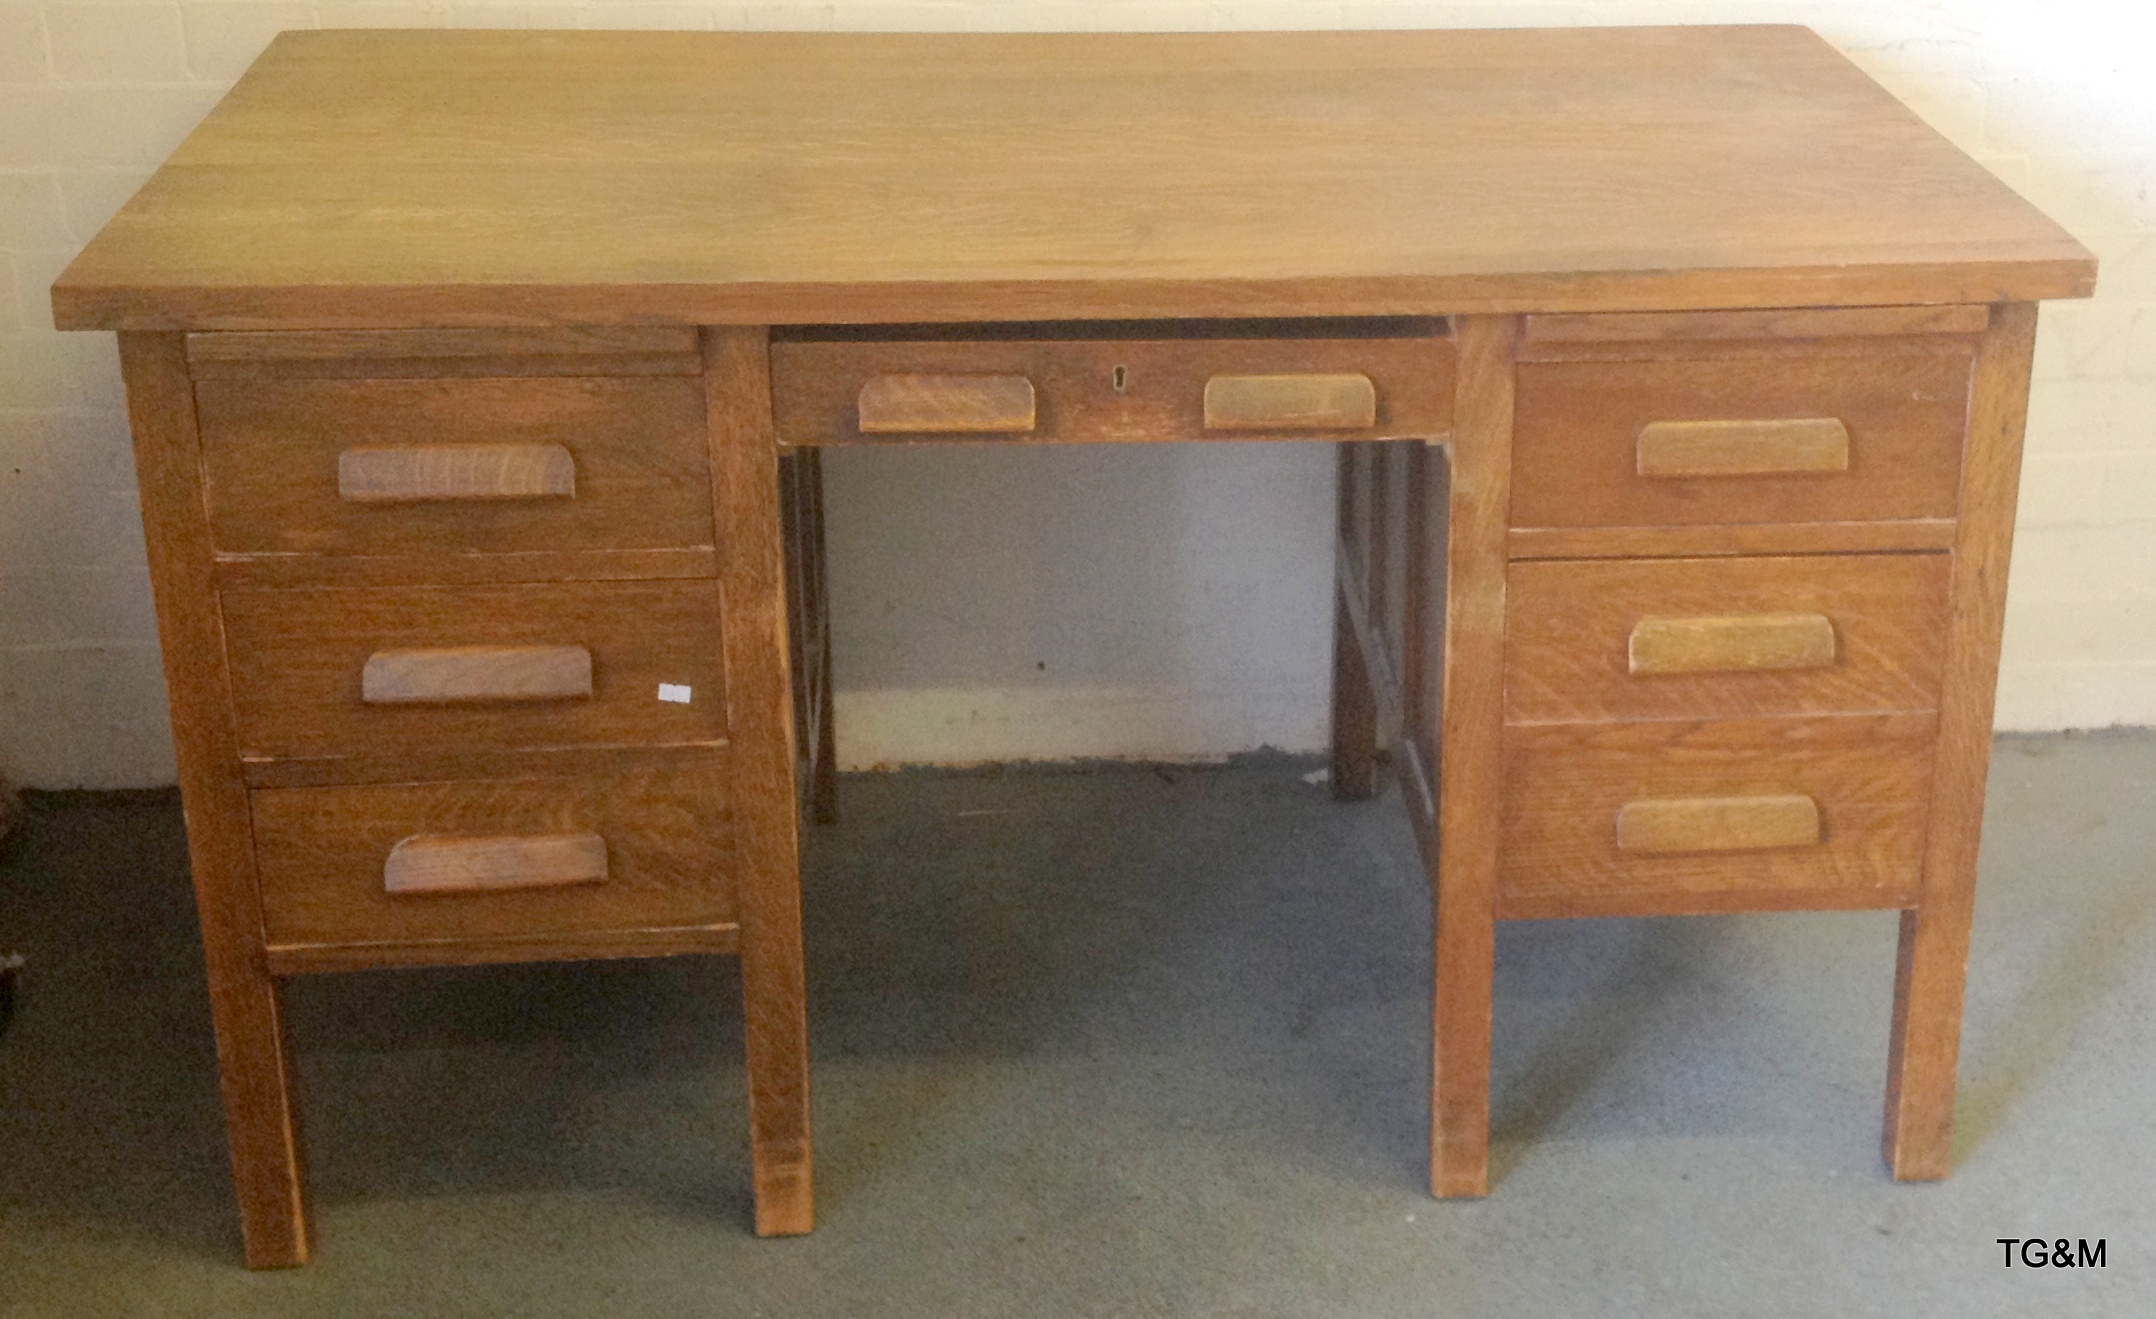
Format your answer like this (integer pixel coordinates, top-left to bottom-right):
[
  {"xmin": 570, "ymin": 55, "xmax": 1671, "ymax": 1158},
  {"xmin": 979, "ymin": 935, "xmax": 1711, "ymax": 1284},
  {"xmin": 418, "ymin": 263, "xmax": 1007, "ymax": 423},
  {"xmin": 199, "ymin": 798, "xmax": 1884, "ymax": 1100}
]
[{"xmin": 1111, "ymin": 365, "xmax": 1127, "ymax": 393}]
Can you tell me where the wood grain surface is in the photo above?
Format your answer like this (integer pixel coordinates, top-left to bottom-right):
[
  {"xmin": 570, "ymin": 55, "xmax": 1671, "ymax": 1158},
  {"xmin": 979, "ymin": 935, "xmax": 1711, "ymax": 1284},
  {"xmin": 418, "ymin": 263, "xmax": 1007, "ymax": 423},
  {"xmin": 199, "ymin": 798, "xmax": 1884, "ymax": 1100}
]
[
  {"xmin": 263, "ymin": 923, "xmax": 739, "ymax": 974},
  {"xmin": 1512, "ymin": 340, "xmax": 1973, "ymax": 530},
  {"xmin": 237, "ymin": 739, "xmax": 726, "ymax": 791},
  {"xmin": 1428, "ymin": 315, "xmax": 1514, "ymax": 1200},
  {"xmin": 337, "ymin": 444, "xmax": 577, "ymax": 503},
  {"xmin": 1406, "ymin": 444, "xmax": 1450, "ymax": 829},
  {"xmin": 1520, "ymin": 304, "xmax": 1991, "ymax": 347},
  {"xmin": 1507, "ymin": 519, "xmax": 1959, "ymax": 561},
  {"xmin": 222, "ymin": 580, "xmax": 726, "ymax": 770},
  {"xmin": 51, "ymin": 27, "xmax": 2092, "ymax": 330},
  {"xmin": 119, "ymin": 332, "xmax": 309, "ymax": 1267},
  {"xmin": 1615, "ymin": 793, "xmax": 1822, "ymax": 855},
  {"xmin": 779, "ymin": 450, "xmax": 838, "ymax": 825},
  {"xmin": 856, "ymin": 374, "xmax": 1037, "ymax": 433},
  {"xmin": 1505, "ymin": 554, "xmax": 1950, "ymax": 724},
  {"xmin": 1884, "ymin": 302, "xmax": 2040, "ymax": 1180},
  {"xmin": 1332, "ymin": 438, "xmax": 1432, "ymax": 805},
  {"xmin": 706, "ymin": 327, "xmax": 816, "ymax": 1237},
  {"xmin": 1628, "ymin": 612, "xmax": 1839, "ymax": 677},
  {"xmin": 189, "ymin": 326, "xmax": 700, "ymax": 372},
  {"xmin": 1203, "ymin": 374, "xmax": 1377, "ymax": 431},
  {"xmin": 1635, "ymin": 418, "xmax": 1851, "ymax": 478},
  {"xmin": 1499, "ymin": 714, "xmax": 1936, "ymax": 916},
  {"xmin": 215, "ymin": 548, "xmax": 720, "ymax": 591},
  {"xmin": 382, "ymin": 831, "xmax": 610, "ymax": 895},
  {"xmin": 252, "ymin": 763, "xmax": 736, "ymax": 949},
  {"xmin": 1331, "ymin": 453, "xmax": 1404, "ymax": 792},
  {"xmin": 360, "ymin": 645, "xmax": 594, "ymax": 705},
  {"xmin": 197, "ymin": 376, "xmax": 713, "ymax": 572},
  {"xmin": 774, "ymin": 333, "xmax": 1453, "ymax": 446}
]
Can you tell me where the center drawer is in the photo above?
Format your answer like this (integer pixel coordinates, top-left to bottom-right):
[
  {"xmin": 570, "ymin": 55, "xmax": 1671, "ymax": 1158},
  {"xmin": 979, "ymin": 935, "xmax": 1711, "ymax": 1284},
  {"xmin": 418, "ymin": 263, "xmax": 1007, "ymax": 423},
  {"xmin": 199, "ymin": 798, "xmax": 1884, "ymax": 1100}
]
[
  {"xmin": 222, "ymin": 580, "xmax": 727, "ymax": 769},
  {"xmin": 770, "ymin": 324, "xmax": 1455, "ymax": 445}
]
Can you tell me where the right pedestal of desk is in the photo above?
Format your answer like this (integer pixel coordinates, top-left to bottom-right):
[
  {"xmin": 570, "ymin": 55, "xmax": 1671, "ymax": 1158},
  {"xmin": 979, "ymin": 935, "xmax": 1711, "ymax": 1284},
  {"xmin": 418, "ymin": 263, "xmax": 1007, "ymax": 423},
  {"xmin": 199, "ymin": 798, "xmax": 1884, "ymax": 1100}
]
[{"xmin": 1396, "ymin": 301, "xmax": 2039, "ymax": 1194}]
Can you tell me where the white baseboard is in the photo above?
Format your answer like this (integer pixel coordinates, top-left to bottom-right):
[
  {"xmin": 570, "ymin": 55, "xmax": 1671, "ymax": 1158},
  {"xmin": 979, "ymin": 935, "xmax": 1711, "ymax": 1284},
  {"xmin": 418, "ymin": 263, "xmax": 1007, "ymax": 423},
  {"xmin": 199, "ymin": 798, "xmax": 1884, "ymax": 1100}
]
[
  {"xmin": 836, "ymin": 670, "xmax": 2156, "ymax": 772},
  {"xmin": 834, "ymin": 685, "xmax": 1327, "ymax": 770},
  {"xmin": 1994, "ymin": 662, "xmax": 2156, "ymax": 732}
]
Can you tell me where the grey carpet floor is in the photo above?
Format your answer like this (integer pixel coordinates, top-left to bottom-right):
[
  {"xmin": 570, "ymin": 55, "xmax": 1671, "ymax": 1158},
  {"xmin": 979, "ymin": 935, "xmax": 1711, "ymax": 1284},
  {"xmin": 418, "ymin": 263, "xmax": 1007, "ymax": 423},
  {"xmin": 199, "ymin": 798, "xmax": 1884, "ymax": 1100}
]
[{"xmin": 0, "ymin": 732, "xmax": 2150, "ymax": 1316}]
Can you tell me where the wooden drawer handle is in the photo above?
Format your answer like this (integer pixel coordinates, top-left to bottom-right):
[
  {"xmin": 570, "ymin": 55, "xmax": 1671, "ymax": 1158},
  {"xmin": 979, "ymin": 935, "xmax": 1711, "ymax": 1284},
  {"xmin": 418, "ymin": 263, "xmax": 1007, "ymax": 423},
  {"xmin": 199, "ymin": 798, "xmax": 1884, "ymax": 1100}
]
[
  {"xmin": 384, "ymin": 832, "xmax": 609, "ymax": 895},
  {"xmin": 1616, "ymin": 794, "xmax": 1821, "ymax": 855},
  {"xmin": 857, "ymin": 374, "xmax": 1036, "ymax": 433},
  {"xmin": 1203, "ymin": 373, "xmax": 1377, "ymax": 431},
  {"xmin": 361, "ymin": 645, "xmax": 593, "ymax": 704},
  {"xmin": 338, "ymin": 443, "xmax": 576, "ymax": 502},
  {"xmin": 1629, "ymin": 613, "xmax": 1837, "ymax": 675},
  {"xmin": 1635, "ymin": 419, "xmax": 1850, "ymax": 477}
]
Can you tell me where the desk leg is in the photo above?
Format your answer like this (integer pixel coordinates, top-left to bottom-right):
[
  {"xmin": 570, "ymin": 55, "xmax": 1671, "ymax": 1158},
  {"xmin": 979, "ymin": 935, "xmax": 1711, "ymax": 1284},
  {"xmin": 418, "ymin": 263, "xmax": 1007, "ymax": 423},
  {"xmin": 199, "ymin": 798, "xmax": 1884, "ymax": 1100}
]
[
  {"xmin": 814, "ymin": 621, "xmax": 838, "ymax": 825},
  {"xmin": 706, "ymin": 328, "xmax": 815, "ymax": 1235},
  {"xmin": 1429, "ymin": 316, "xmax": 1516, "ymax": 1199},
  {"xmin": 806, "ymin": 450, "xmax": 840, "ymax": 826},
  {"xmin": 1884, "ymin": 303, "xmax": 2036, "ymax": 1179},
  {"xmin": 1331, "ymin": 444, "xmax": 1380, "ymax": 800},
  {"xmin": 780, "ymin": 450, "xmax": 839, "ymax": 826},
  {"xmin": 121, "ymin": 332, "xmax": 310, "ymax": 1267}
]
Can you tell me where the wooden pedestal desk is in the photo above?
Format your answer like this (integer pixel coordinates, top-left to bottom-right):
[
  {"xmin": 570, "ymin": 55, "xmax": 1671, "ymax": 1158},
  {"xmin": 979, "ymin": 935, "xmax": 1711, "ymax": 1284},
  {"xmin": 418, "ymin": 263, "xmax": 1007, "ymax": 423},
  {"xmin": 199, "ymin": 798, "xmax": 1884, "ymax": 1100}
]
[{"xmin": 53, "ymin": 26, "xmax": 2095, "ymax": 1266}]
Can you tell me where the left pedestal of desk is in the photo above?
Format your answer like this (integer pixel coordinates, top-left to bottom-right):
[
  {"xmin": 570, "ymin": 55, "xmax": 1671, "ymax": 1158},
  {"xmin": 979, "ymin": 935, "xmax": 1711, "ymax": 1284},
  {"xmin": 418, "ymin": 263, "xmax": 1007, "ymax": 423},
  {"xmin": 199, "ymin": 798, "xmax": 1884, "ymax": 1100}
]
[{"xmin": 113, "ymin": 325, "xmax": 811, "ymax": 1267}]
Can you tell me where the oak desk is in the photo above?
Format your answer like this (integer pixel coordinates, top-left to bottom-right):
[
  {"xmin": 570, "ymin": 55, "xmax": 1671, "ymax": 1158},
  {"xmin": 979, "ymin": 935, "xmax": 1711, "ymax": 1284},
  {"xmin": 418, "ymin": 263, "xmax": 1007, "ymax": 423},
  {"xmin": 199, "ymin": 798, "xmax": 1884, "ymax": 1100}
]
[{"xmin": 54, "ymin": 26, "xmax": 2095, "ymax": 1267}]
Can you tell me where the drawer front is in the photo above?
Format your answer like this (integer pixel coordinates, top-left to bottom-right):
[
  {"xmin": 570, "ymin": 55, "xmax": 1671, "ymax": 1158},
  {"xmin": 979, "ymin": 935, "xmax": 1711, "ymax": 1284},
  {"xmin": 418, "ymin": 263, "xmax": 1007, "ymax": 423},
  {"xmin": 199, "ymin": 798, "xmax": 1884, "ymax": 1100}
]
[
  {"xmin": 1511, "ymin": 344, "xmax": 1973, "ymax": 530},
  {"xmin": 223, "ymin": 581, "xmax": 726, "ymax": 768},
  {"xmin": 1499, "ymin": 716, "xmax": 1936, "ymax": 916},
  {"xmin": 1506, "ymin": 554, "xmax": 1951, "ymax": 724},
  {"xmin": 187, "ymin": 326, "xmax": 703, "ymax": 378},
  {"xmin": 196, "ymin": 376, "xmax": 715, "ymax": 562},
  {"xmin": 771, "ymin": 331, "xmax": 1454, "ymax": 445},
  {"xmin": 252, "ymin": 764, "xmax": 736, "ymax": 950}
]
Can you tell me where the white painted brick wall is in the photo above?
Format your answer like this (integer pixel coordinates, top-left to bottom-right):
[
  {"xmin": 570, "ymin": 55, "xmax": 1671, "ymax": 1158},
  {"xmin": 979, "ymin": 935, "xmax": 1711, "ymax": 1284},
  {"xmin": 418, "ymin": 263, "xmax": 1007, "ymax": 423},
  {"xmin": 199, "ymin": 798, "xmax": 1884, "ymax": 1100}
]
[{"xmin": 1, "ymin": 1, "xmax": 2151, "ymax": 785}]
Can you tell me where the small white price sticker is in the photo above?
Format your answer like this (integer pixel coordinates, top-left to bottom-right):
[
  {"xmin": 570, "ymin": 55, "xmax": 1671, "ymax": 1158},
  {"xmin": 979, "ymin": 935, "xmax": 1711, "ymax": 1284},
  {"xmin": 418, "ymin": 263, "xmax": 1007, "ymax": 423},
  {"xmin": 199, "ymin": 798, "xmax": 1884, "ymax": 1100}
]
[{"xmin": 657, "ymin": 683, "xmax": 693, "ymax": 705}]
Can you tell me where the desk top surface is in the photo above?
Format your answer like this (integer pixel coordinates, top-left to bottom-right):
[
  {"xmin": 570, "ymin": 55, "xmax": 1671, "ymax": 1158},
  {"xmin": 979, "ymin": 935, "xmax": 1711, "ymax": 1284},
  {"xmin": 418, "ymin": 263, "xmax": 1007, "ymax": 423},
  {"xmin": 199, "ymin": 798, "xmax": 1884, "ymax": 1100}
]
[{"xmin": 55, "ymin": 25, "xmax": 2094, "ymax": 331}]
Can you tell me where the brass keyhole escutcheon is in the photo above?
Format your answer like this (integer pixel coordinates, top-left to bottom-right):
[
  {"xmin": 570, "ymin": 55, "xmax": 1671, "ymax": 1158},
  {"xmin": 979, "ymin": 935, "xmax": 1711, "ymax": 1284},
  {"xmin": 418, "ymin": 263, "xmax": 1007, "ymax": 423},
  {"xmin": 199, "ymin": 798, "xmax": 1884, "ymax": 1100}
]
[{"xmin": 1112, "ymin": 365, "xmax": 1127, "ymax": 393}]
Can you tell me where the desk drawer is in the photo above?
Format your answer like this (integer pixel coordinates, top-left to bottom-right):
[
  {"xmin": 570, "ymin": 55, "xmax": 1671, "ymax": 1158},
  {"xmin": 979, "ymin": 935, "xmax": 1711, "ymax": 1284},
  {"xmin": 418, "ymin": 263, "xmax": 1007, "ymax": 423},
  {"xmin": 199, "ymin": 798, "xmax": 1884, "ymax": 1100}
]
[
  {"xmin": 223, "ymin": 581, "xmax": 726, "ymax": 770},
  {"xmin": 251, "ymin": 763, "xmax": 736, "ymax": 953},
  {"xmin": 196, "ymin": 375, "xmax": 715, "ymax": 572},
  {"xmin": 1498, "ymin": 715, "xmax": 1935, "ymax": 917},
  {"xmin": 1506, "ymin": 554, "xmax": 1950, "ymax": 724},
  {"xmin": 770, "ymin": 326, "xmax": 1454, "ymax": 445},
  {"xmin": 1511, "ymin": 339, "xmax": 1975, "ymax": 531}
]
